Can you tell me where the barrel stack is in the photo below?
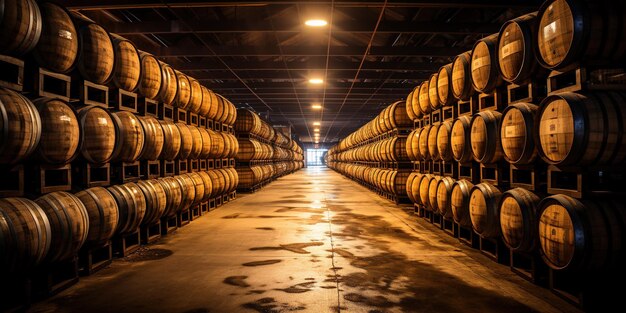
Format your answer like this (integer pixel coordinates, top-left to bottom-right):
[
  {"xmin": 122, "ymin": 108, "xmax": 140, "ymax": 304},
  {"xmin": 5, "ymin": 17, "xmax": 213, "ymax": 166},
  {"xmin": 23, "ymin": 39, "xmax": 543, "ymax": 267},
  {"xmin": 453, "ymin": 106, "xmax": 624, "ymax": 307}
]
[
  {"xmin": 0, "ymin": 0, "xmax": 241, "ymax": 307},
  {"xmin": 393, "ymin": 0, "xmax": 626, "ymax": 310},
  {"xmin": 234, "ymin": 108, "xmax": 304, "ymax": 192},
  {"xmin": 326, "ymin": 100, "xmax": 413, "ymax": 204}
]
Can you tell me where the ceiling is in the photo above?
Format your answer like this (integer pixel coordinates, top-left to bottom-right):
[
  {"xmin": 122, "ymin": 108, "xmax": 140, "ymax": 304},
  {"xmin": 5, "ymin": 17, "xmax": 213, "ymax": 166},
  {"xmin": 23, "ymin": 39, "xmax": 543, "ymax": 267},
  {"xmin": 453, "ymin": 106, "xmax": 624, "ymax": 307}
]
[{"xmin": 58, "ymin": 0, "xmax": 540, "ymax": 144}]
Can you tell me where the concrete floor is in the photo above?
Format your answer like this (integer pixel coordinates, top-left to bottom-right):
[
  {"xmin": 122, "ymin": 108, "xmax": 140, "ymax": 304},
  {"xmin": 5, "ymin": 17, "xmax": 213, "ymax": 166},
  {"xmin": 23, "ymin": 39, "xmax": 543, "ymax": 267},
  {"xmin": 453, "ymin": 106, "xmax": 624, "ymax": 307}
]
[{"xmin": 31, "ymin": 167, "xmax": 580, "ymax": 313}]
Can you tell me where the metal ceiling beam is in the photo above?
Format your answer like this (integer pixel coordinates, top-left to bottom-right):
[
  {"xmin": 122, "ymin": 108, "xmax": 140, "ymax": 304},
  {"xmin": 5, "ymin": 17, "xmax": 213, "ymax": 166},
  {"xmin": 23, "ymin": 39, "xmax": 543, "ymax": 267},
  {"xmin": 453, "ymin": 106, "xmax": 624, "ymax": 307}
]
[
  {"xmin": 58, "ymin": 0, "xmax": 542, "ymax": 10},
  {"xmin": 172, "ymin": 60, "xmax": 443, "ymax": 71},
  {"xmin": 109, "ymin": 20, "xmax": 499, "ymax": 35},
  {"xmin": 153, "ymin": 45, "xmax": 465, "ymax": 57}
]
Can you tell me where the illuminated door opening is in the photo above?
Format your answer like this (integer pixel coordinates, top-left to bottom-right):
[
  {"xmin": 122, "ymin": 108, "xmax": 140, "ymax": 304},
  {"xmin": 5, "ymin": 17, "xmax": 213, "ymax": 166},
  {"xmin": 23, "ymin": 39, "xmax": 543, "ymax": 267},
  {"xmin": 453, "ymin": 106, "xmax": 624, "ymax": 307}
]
[{"xmin": 306, "ymin": 149, "xmax": 327, "ymax": 167}]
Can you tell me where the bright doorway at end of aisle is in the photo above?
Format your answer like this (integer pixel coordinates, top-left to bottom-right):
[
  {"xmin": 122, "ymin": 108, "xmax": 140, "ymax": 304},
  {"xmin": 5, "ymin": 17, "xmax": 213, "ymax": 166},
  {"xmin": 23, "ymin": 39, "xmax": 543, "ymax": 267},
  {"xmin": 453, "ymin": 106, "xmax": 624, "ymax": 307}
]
[{"xmin": 306, "ymin": 149, "xmax": 328, "ymax": 167}]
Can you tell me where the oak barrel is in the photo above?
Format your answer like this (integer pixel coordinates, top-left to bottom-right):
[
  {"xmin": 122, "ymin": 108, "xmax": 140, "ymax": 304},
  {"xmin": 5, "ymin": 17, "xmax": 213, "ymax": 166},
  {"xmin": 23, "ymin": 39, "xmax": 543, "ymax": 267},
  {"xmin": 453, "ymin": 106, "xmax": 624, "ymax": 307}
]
[
  {"xmin": 418, "ymin": 125, "xmax": 431, "ymax": 161},
  {"xmin": 32, "ymin": 2, "xmax": 77, "ymax": 73},
  {"xmin": 471, "ymin": 33, "xmax": 503, "ymax": 94},
  {"xmin": 469, "ymin": 182, "xmax": 503, "ymax": 239},
  {"xmin": 174, "ymin": 70, "xmax": 191, "ymax": 109},
  {"xmin": 418, "ymin": 174, "xmax": 433, "ymax": 209},
  {"xmin": 0, "ymin": 88, "xmax": 41, "ymax": 164},
  {"xmin": 0, "ymin": 0, "xmax": 41, "ymax": 56},
  {"xmin": 436, "ymin": 121, "xmax": 454, "ymax": 162},
  {"xmin": 437, "ymin": 64, "xmax": 455, "ymax": 107},
  {"xmin": 499, "ymin": 188, "xmax": 541, "ymax": 252},
  {"xmin": 72, "ymin": 13, "xmax": 114, "ymax": 84},
  {"xmin": 427, "ymin": 124, "xmax": 441, "ymax": 161},
  {"xmin": 111, "ymin": 111, "xmax": 145, "ymax": 163},
  {"xmin": 500, "ymin": 102, "xmax": 539, "ymax": 164},
  {"xmin": 497, "ymin": 12, "xmax": 546, "ymax": 84},
  {"xmin": 138, "ymin": 51, "xmax": 162, "ymax": 100},
  {"xmin": 436, "ymin": 177, "xmax": 456, "ymax": 219},
  {"xmin": 208, "ymin": 129, "xmax": 225, "ymax": 158},
  {"xmin": 33, "ymin": 98, "xmax": 79, "ymax": 164},
  {"xmin": 536, "ymin": 0, "xmax": 626, "ymax": 70},
  {"xmin": 406, "ymin": 172, "xmax": 419, "ymax": 203},
  {"xmin": 157, "ymin": 177, "xmax": 183, "ymax": 218},
  {"xmin": 406, "ymin": 129, "xmax": 418, "ymax": 161},
  {"xmin": 187, "ymin": 78, "xmax": 203, "ymax": 114},
  {"xmin": 234, "ymin": 109, "xmax": 262, "ymax": 134},
  {"xmin": 138, "ymin": 116, "xmax": 164, "ymax": 161},
  {"xmin": 187, "ymin": 125, "xmax": 203, "ymax": 159},
  {"xmin": 198, "ymin": 128, "xmax": 212, "ymax": 159},
  {"xmin": 107, "ymin": 182, "xmax": 146, "ymax": 236},
  {"xmin": 173, "ymin": 174, "xmax": 195, "ymax": 213},
  {"xmin": 109, "ymin": 33, "xmax": 140, "ymax": 91},
  {"xmin": 158, "ymin": 120, "xmax": 181, "ymax": 161},
  {"xmin": 175, "ymin": 122, "xmax": 193, "ymax": 160},
  {"xmin": 451, "ymin": 179, "xmax": 475, "ymax": 227},
  {"xmin": 197, "ymin": 171, "xmax": 214, "ymax": 200},
  {"xmin": 36, "ymin": 191, "xmax": 89, "ymax": 263},
  {"xmin": 186, "ymin": 172, "xmax": 205, "ymax": 205},
  {"xmin": 418, "ymin": 81, "xmax": 431, "ymax": 115},
  {"xmin": 428, "ymin": 73, "xmax": 440, "ymax": 110},
  {"xmin": 75, "ymin": 187, "xmax": 119, "ymax": 248},
  {"xmin": 470, "ymin": 110, "xmax": 504, "ymax": 164},
  {"xmin": 451, "ymin": 51, "xmax": 475, "ymax": 100},
  {"xmin": 451, "ymin": 116, "xmax": 472, "ymax": 163},
  {"xmin": 537, "ymin": 92, "xmax": 626, "ymax": 166},
  {"xmin": 406, "ymin": 88, "xmax": 418, "ymax": 121},
  {"xmin": 157, "ymin": 61, "xmax": 178, "ymax": 105},
  {"xmin": 199, "ymin": 86, "xmax": 212, "ymax": 117},
  {"xmin": 137, "ymin": 179, "xmax": 167, "ymax": 226},
  {"xmin": 76, "ymin": 105, "xmax": 116, "ymax": 164},
  {"xmin": 0, "ymin": 198, "xmax": 50, "ymax": 273},
  {"xmin": 538, "ymin": 194, "xmax": 626, "ymax": 271},
  {"xmin": 427, "ymin": 175, "xmax": 441, "ymax": 213}
]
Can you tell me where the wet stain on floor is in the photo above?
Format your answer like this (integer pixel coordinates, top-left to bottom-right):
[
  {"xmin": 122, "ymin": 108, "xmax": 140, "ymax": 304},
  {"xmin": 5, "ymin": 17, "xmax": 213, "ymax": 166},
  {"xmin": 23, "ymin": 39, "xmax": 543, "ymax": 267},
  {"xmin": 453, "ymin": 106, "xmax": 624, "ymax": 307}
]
[
  {"xmin": 255, "ymin": 227, "xmax": 275, "ymax": 231},
  {"xmin": 250, "ymin": 242, "xmax": 324, "ymax": 254},
  {"xmin": 242, "ymin": 297, "xmax": 306, "ymax": 313},
  {"xmin": 223, "ymin": 276, "xmax": 250, "ymax": 287},
  {"xmin": 120, "ymin": 248, "xmax": 173, "ymax": 262},
  {"xmin": 242, "ymin": 260, "xmax": 282, "ymax": 267},
  {"xmin": 276, "ymin": 282, "xmax": 316, "ymax": 294}
]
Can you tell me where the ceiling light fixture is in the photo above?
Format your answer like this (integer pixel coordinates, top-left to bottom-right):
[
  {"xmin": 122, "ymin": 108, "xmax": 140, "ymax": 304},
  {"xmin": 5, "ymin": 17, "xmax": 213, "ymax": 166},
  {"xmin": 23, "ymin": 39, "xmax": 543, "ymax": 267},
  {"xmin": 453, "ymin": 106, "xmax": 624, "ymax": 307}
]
[
  {"xmin": 311, "ymin": 104, "xmax": 322, "ymax": 109},
  {"xmin": 309, "ymin": 78, "xmax": 324, "ymax": 84},
  {"xmin": 305, "ymin": 19, "xmax": 327, "ymax": 27},
  {"xmin": 313, "ymin": 122, "xmax": 321, "ymax": 126},
  {"xmin": 314, "ymin": 128, "xmax": 320, "ymax": 132}
]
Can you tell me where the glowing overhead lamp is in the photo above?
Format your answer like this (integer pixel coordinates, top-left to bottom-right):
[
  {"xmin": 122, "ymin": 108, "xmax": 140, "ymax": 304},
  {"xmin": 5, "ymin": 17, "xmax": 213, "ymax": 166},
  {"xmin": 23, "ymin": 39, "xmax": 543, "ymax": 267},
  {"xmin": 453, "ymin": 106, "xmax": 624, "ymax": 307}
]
[
  {"xmin": 313, "ymin": 121, "xmax": 321, "ymax": 126},
  {"xmin": 314, "ymin": 128, "xmax": 320, "ymax": 132},
  {"xmin": 309, "ymin": 78, "xmax": 324, "ymax": 84},
  {"xmin": 305, "ymin": 19, "xmax": 327, "ymax": 27},
  {"xmin": 311, "ymin": 104, "xmax": 323, "ymax": 109}
]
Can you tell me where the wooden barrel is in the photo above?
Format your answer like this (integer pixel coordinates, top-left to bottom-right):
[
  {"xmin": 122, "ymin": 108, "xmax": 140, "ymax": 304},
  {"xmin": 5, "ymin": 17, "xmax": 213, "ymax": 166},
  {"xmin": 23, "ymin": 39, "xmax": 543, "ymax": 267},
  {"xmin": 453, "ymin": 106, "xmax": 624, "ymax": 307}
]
[
  {"xmin": 111, "ymin": 111, "xmax": 145, "ymax": 163},
  {"xmin": 500, "ymin": 102, "xmax": 539, "ymax": 164},
  {"xmin": 138, "ymin": 116, "xmax": 164, "ymax": 161},
  {"xmin": 418, "ymin": 125, "xmax": 431, "ymax": 161},
  {"xmin": 228, "ymin": 167, "xmax": 239, "ymax": 191},
  {"xmin": 32, "ymin": 2, "xmax": 77, "ymax": 73},
  {"xmin": 187, "ymin": 125, "xmax": 203, "ymax": 159},
  {"xmin": 157, "ymin": 61, "xmax": 178, "ymax": 105},
  {"xmin": 234, "ymin": 109, "xmax": 261, "ymax": 134},
  {"xmin": 0, "ymin": 88, "xmax": 41, "ymax": 164},
  {"xmin": 107, "ymin": 182, "xmax": 146, "ymax": 236},
  {"xmin": 451, "ymin": 179, "xmax": 474, "ymax": 227},
  {"xmin": 406, "ymin": 88, "xmax": 418, "ymax": 121},
  {"xmin": 198, "ymin": 128, "xmax": 212, "ymax": 159},
  {"xmin": 451, "ymin": 51, "xmax": 475, "ymax": 101},
  {"xmin": 418, "ymin": 81, "xmax": 431, "ymax": 115},
  {"xmin": 174, "ymin": 70, "xmax": 191, "ymax": 109},
  {"xmin": 236, "ymin": 138, "xmax": 258, "ymax": 161},
  {"xmin": 138, "ymin": 51, "xmax": 161, "ymax": 100},
  {"xmin": 418, "ymin": 174, "xmax": 433, "ymax": 209},
  {"xmin": 406, "ymin": 129, "xmax": 417, "ymax": 161},
  {"xmin": 157, "ymin": 177, "xmax": 182, "ymax": 218},
  {"xmin": 427, "ymin": 124, "xmax": 441, "ymax": 161},
  {"xmin": 451, "ymin": 116, "xmax": 472, "ymax": 163},
  {"xmin": 436, "ymin": 177, "xmax": 455, "ymax": 219},
  {"xmin": 186, "ymin": 173, "xmax": 205, "ymax": 205},
  {"xmin": 499, "ymin": 188, "xmax": 541, "ymax": 252},
  {"xmin": 437, "ymin": 64, "xmax": 455, "ymax": 107},
  {"xmin": 209, "ymin": 169, "xmax": 227, "ymax": 196},
  {"xmin": 72, "ymin": 13, "xmax": 114, "ymax": 84},
  {"xmin": 538, "ymin": 92, "xmax": 626, "ymax": 166},
  {"xmin": 198, "ymin": 86, "xmax": 212, "ymax": 117},
  {"xmin": 173, "ymin": 174, "xmax": 195, "ymax": 213},
  {"xmin": 0, "ymin": 198, "xmax": 50, "ymax": 273},
  {"xmin": 497, "ymin": 12, "xmax": 546, "ymax": 84},
  {"xmin": 0, "ymin": 0, "xmax": 41, "ymax": 56},
  {"xmin": 436, "ymin": 121, "xmax": 453, "ymax": 162},
  {"xmin": 538, "ymin": 194, "xmax": 626, "ymax": 271},
  {"xmin": 109, "ymin": 34, "xmax": 140, "ymax": 91},
  {"xmin": 427, "ymin": 175, "xmax": 441, "ymax": 213},
  {"xmin": 76, "ymin": 105, "xmax": 116, "ymax": 164},
  {"xmin": 469, "ymin": 183, "xmax": 503, "ymax": 239},
  {"xmin": 197, "ymin": 171, "xmax": 214, "ymax": 200},
  {"xmin": 536, "ymin": 0, "xmax": 626, "ymax": 70},
  {"xmin": 236, "ymin": 166, "xmax": 256, "ymax": 189},
  {"xmin": 406, "ymin": 172, "xmax": 419, "ymax": 203},
  {"xmin": 387, "ymin": 100, "xmax": 412, "ymax": 129},
  {"xmin": 35, "ymin": 191, "xmax": 89, "ymax": 263},
  {"xmin": 214, "ymin": 95, "xmax": 227, "ymax": 124},
  {"xmin": 187, "ymin": 78, "xmax": 203, "ymax": 114},
  {"xmin": 222, "ymin": 96, "xmax": 237, "ymax": 126},
  {"xmin": 470, "ymin": 110, "xmax": 503, "ymax": 164},
  {"xmin": 158, "ymin": 120, "xmax": 181, "ymax": 160},
  {"xmin": 226, "ymin": 133, "xmax": 239, "ymax": 158},
  {"xmin": 32, "ymin": 98, "xmax": 78, "ymax": 164},
  {"xmin": 137, "ymin": 179, "xmax": 167, "ymax": 226},
  {"xmin": 207, "ymin": 129, "xmax": 225, "ymax": 158},
  {"xmin": 428, "ymin": 73, "xmax": 440, "ymax": 110},
  {"xmin": 75, "ymin": 187, "xmax": 118, "ymax": 248},
  {"xmin": 470, "ymin": 33, "xmax": 502, "ymax": 94},
  {"xmin": 175, "ymin": 122, "xmax": 193, "ymax": 160}
]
